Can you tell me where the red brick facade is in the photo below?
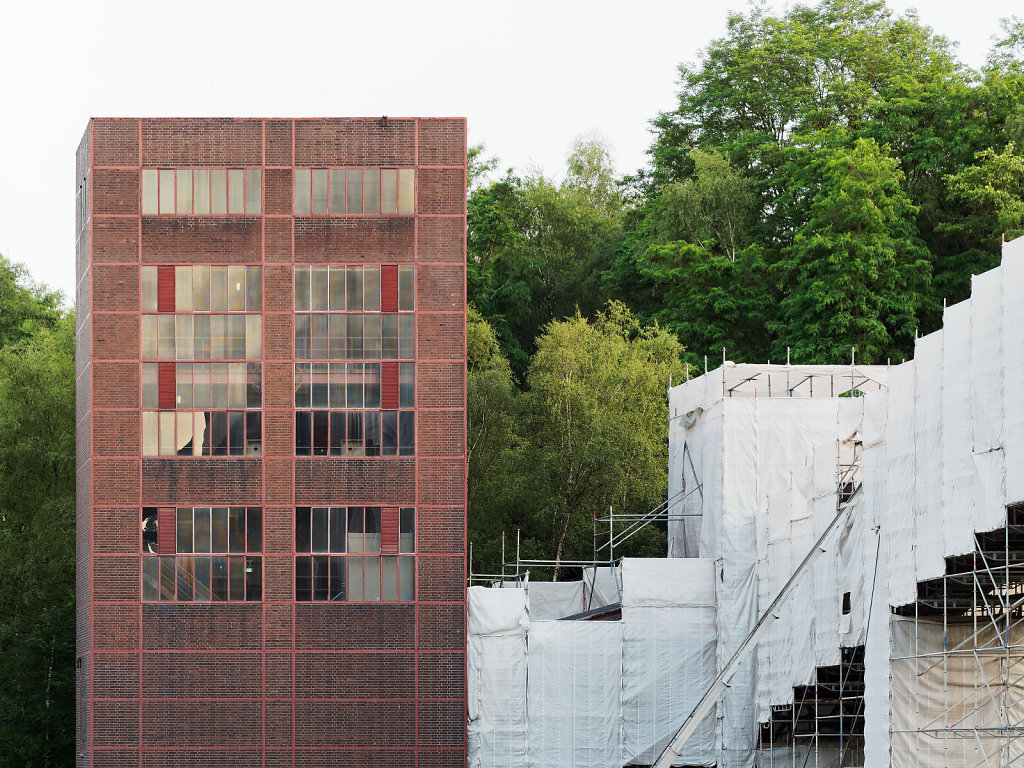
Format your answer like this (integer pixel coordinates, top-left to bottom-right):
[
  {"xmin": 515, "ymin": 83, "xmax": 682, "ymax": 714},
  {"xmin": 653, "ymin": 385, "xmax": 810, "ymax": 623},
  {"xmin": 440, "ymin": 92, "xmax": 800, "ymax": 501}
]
[{"xmin": 77, "ymin": 118, "xmax": 467, "ymax": 767}]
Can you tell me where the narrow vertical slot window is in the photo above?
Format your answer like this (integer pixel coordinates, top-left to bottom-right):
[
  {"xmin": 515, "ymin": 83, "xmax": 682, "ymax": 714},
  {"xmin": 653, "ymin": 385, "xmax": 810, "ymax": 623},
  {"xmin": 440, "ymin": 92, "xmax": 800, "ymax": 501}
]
[
  {"xmin": 175, "ymin": 363, "xmax": 192, "ymax": 408},
  {"xmin": 141, "ymin": 169, "xmax": 158, "ymax": 215},
  {"xmin": 245, "ymin": 169, "xmax": 261, "ymax": 215},
  {"xmin": 399, "ymin": 363, "xmax": 414, "ymax": 408},
  {"xmin": 193, "ymin": 265, "xmax": 211, "ymax": 311},
  {"xmin": 177, "ymin": 557, "xmax": 194, "ymax": 602},
  {"xmin": 398, "ymin": 266, "xmax": 414, "ymax": 311},
  {"xmin": 295, "ymin": 507, "xmax": 311, "ymax": 553},
  {"xmin": 142, "ymin": 266, "xmax": 158, "ymax": 312},
  {"xmin": 246, "ymin": 266, "xmax": 262, "ymax": 311},
  {"xmin": 330, "ymin": 412, "xmax": 345, "ymax": 456},
  {"xmin": 295, "ymin": 556, "xmax": 312, "ymax": 601},
  {"xmin": 158, "ymin": 169, "xmax": 175, "ymax": 214},
  {"xmin": 245, "ymin": 315, "xmax": 262, "ymax": 359},
  {"xmin": 228, "ymin": 169, "xmax": 245, "ymax": 214},
  {"xmin": 245, "ymin": 557, "xmax": 262, "ymax": 601},
  {"xmin": 229, "ymin": 507, "xmax": 246, "ymax": 553},
  {"xmin": 229, "ymin": 557, "xmax": 245, "ymax": 601},
  {"xmin": 160, "ymin": 557, "xmax": 176, "ymax": 600},
  {"xmin": 194, "ymin": 557, "xmax": 211, "ymax": 601},
  {"xmin": 296, "ymin": 412, "xmax": 312, "ymax": 455},
  {"xmin": 381, "ymin": 169, "xmax": 398, "ymax": 214},
  {"xmin": 313, "ymin": 556, "xmax": 329, "ymax": 601},
  {"xmin": 211, "ymin": 170, "xmax": 228, "ymax": 215},
  {"xmin": 347, "ymin": 557, "xmax": 364, "ymax": 601},
  {"xmin": 399, "ymin": 315, "xmax": 415, "ymax": 359},
  {"xmin": 193, "ymin": 169, "xmax": 211, "ymax": 215},
  {"xmin": 329, "ymin": 507, "xmax": 346, "ymax": 553},
  {"xmin": 211, "ymin": 507, "xmax": 229, "ymax": 552},
  {"xmin": 398, "ymin": 168, "xmax": 414, "ymax": 214},
  {"xmin": 294, "ymin": 265, "xmax": 310, "ymax": 311},
  {"xmin": 294, "ymin": 169, "xmax": 311, "ymax": 215},
  {"xmin": 382, "ymin": 558, "xmax": 398, "ymax": 601},
  {"xmin": 228, "ymin": 265, "xmax": 246, "ymax": 311},
  {"xmin": 346, "ymin": 169, "xmax": 363, "ymax": 213},
  {"xmin": 245, "ymin": 411, "xmax": 261, "ymax": 455},
  {"xmin": 364, "ymin": 169, "xmax": 380, "ymax": 214},
  {"xmin": 399, "ymin": 557, "xmax": 414, "ymax": 601},
  {"xmin": 211, "ymin": 557, "xmax": 229, "ymax": 600},
  {"xmin": 329, "ymin": 169, "xmax": 345, "ymax": 213},
  {"xmin": 329, "ymin": 266, "xmax": 345, "ymax": 311},
  {"xmin": 399, "ymin": 508, "xmax": 415, "ymax": 553},
  {"xmin": 211, "ymin": 266, "xmax": 228, "ymax": 311},
  {"xmin": 311, "ymin": 266, "xmax": 329, "ymax": 310},
  {"xmin": 329, "ymin": 557, "xmax": 345, "ymax": 601},
  {"xmin": 399, "ymin": 411, "xmax": 415, "ymax": 456},
  {"xmin": 364, "ymin": 265, "xmax": 381, "ymax": 311},
  {"xmin": 176, "ymin": 169, "xmax": 193, "ymax": 214},
  {"xmin": 311, "ymin": 169, "xmax": 328, "ymax": 214},
  {"xmin": 246, "ymin": 507, "xmax": 262, "ymax": 552},
  {"xmin": 347, "ymin": 266, "xmax": 363, "ymax": 310}
]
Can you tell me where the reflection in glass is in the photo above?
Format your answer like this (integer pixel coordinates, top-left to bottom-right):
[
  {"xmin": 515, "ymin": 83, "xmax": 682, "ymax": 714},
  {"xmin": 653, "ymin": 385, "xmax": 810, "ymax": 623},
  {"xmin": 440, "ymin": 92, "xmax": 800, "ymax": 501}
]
[
  {"xmin": 294, "ymin": 265, "xmax": 310, "ymax": 311},
  {"xmin": 399, "ymin": 508, "xmax": 415, "ymax": 553},
  {"xmin": 194, "ymin": 556, "xmax": 211, "ymax": 601},
  {"xmin": 212, "ymin": 507, "xmax": 229, "ymax": 552},
  {"xmin": 177, "ymin": 556, "xmax": 194, "ymax": 602},
  {"xmin": 246, "ymin": 507, "xmax": 262, "ymax": 552},
  {"xmin": 193, "ymin": 265, "xmax": 210, "ymax": 311},
  {"xmin": 329, "ymin": 507, "xmax": 346, "ymax": 553},
  {"xmin": 160, "ymin": 556, "xmax": 176, "ymax": 600},
  {"xmin": 313, "ymin": 556, "xmax": 329, "ymax": 601},
  {"xmin": 295, "ymin": 556, "xmax": 311, "ymax": 601},
  {"xmin": 312, "ymin": 506, "xmax": 328, "ymax": 553},
  {"xmin": 229, "ymin": 507, "xmax": 246, "ymax": 553},
  {"xmin": 399, "ymin": 556, "xmax": 414, "ymax": 601},
  {"xmin": 347, "ymin": 557, "xmax": 364, "ymax": 601},
  {"xmin": 212, "ymin": 556, "xmax": 229, "ymax": 600},
  {"xmin": 295, "ymin": 507, "xmax": 311, "ymax": 553},
  {"xmin": 330, "ymin": 557, "xmax": 345, "ymax": 601},
  {"xmin": 230, "ymin": 557, "xmax": 245, "ymax": 600},
  {"xmin": 194, "ymin": 507, "xmax": 211, "ymax": 553},
  {"xmin": 142, "ymin": 557, "xmax": 159, "ymax": 601}
]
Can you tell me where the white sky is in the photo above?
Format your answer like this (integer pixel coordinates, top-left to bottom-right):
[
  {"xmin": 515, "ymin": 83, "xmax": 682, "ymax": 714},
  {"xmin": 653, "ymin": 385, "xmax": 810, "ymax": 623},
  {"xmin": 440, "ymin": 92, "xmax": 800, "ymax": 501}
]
[{"xmin": 0, "ymin": 0, "xmax": 1020, "ymax": 301}]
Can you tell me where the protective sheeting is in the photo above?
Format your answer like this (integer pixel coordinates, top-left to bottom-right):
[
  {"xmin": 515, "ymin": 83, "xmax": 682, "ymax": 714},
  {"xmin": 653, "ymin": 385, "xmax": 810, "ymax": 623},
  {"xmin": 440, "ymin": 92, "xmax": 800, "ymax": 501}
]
[
  {"xmin": 1003, "ymin": 237, "xmax": 1024, "ymax": 504},
  {"xmin": 885, "ymin": 361, "xmax": 918, "ymax": 609},
  {"xmin": 582, "ymin": 566, "xmax": 621, "ymax": 610},
  {"xmin": 941, "ymin": 300, "xmax": 975, "ymax": 558},
  {"xmin": 468, "ymin": 586, "xmax": 529, "ymax": 768},
  {"xmin": 914, "ymin": 331, "xmax": 946, "ymax": 582},
  {"xmin": 527, "ymin": 621, "xmax": 621, "ymax": 768},
  {"xmin": 526, "ymin": 580, "xmax": 584, "ymax": 620}
]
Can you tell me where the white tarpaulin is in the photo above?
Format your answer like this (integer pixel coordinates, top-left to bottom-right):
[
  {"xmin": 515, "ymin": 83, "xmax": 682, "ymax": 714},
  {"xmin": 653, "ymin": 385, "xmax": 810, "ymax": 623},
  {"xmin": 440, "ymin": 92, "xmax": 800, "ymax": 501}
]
[
  {"xmin": 886, "ymin": 361, "xmax": 917, "ymax": 608},
  {"xmin": 913, "ymin": 331, "xmax": 946, "ymax": 581},
  {"xmin": 1003, "ymin": 238, "xmax": 1024, "ymax": 504},
  {"xmin": 526, "ymin": 580, "xmax": 584, "ymax": 620},
  {"xmin": 970, "ymin": 269, "xmax": 1006, "ymax": 533},
  {"xmin": 941, "ymin": 300, "xmax": 975, "ymax": 558}
]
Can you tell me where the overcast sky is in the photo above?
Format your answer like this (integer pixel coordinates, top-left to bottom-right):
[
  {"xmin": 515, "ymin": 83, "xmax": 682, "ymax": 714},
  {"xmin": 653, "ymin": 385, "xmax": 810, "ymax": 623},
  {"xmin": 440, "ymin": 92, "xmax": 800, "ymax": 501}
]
[{"xmin": 1, "ymin": 0, "xmax": 1020, "ymax": 300}]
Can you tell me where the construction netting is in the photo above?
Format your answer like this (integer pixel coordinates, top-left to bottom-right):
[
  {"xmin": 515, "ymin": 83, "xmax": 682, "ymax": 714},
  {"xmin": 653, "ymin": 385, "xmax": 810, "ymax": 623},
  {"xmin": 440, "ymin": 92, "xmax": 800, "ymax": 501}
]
[{"xmin": 467, "ymin": 558, "xmax": 716, "ymax": 768}]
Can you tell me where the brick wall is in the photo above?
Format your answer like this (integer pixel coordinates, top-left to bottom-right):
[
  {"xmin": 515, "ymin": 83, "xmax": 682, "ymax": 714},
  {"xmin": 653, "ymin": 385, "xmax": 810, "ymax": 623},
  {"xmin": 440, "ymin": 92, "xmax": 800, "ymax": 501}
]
[{"xmin": 79, "ymin": 117, "xmax": 467, "ymax": 765}]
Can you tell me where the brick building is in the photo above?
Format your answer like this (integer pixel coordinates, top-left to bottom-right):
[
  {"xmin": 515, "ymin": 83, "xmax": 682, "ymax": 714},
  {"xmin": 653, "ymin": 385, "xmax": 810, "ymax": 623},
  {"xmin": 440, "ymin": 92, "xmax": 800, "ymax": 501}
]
[{"xmin": 75, "ymin": 118, "xmax": 467, "ymax": 767}]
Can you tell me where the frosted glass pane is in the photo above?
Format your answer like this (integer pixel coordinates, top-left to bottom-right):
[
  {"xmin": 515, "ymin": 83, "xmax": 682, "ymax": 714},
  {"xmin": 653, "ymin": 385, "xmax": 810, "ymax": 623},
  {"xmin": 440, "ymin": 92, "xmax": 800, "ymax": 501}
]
[
  {"xmin": 141, "ymin": 266, "xmax": 158, "ymax": 312},
  {"xmin": 142, "ymin": 411, "xmax": 158, "ymax": 456},
  {"xmin": 192, "ymin": 265, "xmax": 210, "ymax": 311},
  {"xmin": 246, "ymin": 315, "xmax": 262, "ymax": 359},
  {"xmin": 211, "ymin": 170, "xmax": 227, "ymax": 214},
  {"xmin": 228, "ymin": 265, "xmax": 245, "ymax": 311},
  {"xmin": 381, "ymin": 169, "xmax": 398, "ymax": 214},
  {"xmin": 228, "ymin": 169, "xmax": 244, "ymax": 214},
  {"xmin": 193, "ymin": 412, "xmax": 207, "ymax": 456},
  {"xmin": 141, "ymin": 169, "xmax": 158, "ymax": 214},
  {"xmin": 398, "ymin": 168, "xmax": 414, "ymax": 214},
  {"xmin": 311, "ymin": 266, "xmax": 329, "ymax": 311},
  {"xmin": 294, "ymin": 169, "xmax": 311, "ymax": 214},
  {"xmin": 176, "ymin": 169, "xmax": 193, "ymax": 214},
  {"xmin": 246, "ymin": 266, "xmax": 261, "ymax": 311},
  {"xmin": 398, "ymin": 266, "xmax": 414, "ymax": 311},
  {"xmin": 211, "ymin": 266, "xmax": 228, "ymax": 311},
  {"xmin": 363, "ymin": 169, "xmax": 380, "ymax": 214},
  {"xmin": 159, "ymin": 411, "xmax": 176, "ymax": 456},
  {"xmin": 176, "ymin": 411, "xmax": 193, "ymax": 456},
  {"xmin": 245, "ymin": 168, "xmax": 261, "ymax": 214},
  {"xmin": 193, "ymin": 169, "xmax": 211, "ymax": 215},
  {"xmin": 311, "ymin": 169, "xmax": 328, "ymax": 214},
  {"xmin": 159, "ymin": 169, "xmax": 175, "ymax": 214},
  {"xmin": 175, "ymin": 315, "xmax": 193, "ymax": 360},
  {"xmin": 346, "ymin": 169, "xmax": 362, "ymax": 213},
  {"xmin": 329, "ymin": 169, "xmax": 345, "ymax": 213},
  {"xmin": 363, "ymin": 266, "xmax": 380, "ymax": 311},
  {"xmin": 175, "ymin": 266, "xmax": 193, "ymax": 312}
]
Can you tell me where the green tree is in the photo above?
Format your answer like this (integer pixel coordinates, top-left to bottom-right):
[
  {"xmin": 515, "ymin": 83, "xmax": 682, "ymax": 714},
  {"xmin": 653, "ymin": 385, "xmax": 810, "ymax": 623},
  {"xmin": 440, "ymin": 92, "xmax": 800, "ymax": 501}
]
[
  {"xmin": 0, "ymin": 255, "xmax": 63, "ymax": 349},
  {"xmin": 0, "ymin": 311, "xmax": 76, "ymax": 767},
  {"xmin": 771, "ymin": 137, "xmax": 931, "ymax": 363}
]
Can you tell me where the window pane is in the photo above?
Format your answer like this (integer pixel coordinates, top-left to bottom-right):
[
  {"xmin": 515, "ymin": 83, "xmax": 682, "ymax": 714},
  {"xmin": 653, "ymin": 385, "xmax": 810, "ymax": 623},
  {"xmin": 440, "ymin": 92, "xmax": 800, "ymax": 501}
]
[
  {"xmin": 245, "ymin": 168, "xmax": 261, "ymax": 214},
  {"xmin": 381, "ymin": 169, "xmax": 398, "ymax": 214},
  {"xmin": 296, "ymin": 507, "xmax": 311, "ymax": 553},
  {"xmin": 329, "ymin": 169, "xmax": 345, "ymax": 213},
  {"xmin": 329, "ymin": 362, "xmax": 345, "ymax": 408},
  {"xmin": 296, "ymin": 411, "xmax": 311, "ymax": 455},
  {"xmin": 399, "ymin": 411, "xmax": 415, "ymax": 456},
  {"xmin": 177, "ymin": 556, "xmax": 194, "ymax": 602},
  {"xmin": 346, "ymin": 169, "xmax": 363, "ymax": 213},
  {"xmin": 159, "ymin": 411, "xmax": 176, "ymax": 456},
  {"xmin": 330, "ymin": 411, "xmax": 345, "ymax": 456},
  {"xmin": 313, "ymin": 556, "xmax": 329, "ymax": 601},
  {"xmin": 142, "ymin": 557, "xmax": 159, "ymax": 601},
  {"xmin": 141, "ymin": 315, "xmax": 158, "ymax": 359},
  {"xmin": 212, "ymin": 556, "xmax": 229, "ymax": 600},
  {"xmin": 158, "ymin": 315, "xmax": 175, "ymax": 359},
  {"xmin": 399, "ymin": 315, "xmax": 415, "ymax": 359},
  {"xmin": 142, "ymin": 508, "xmax": 158, "ymax": 553},
  {"xmin": 294, "ymin": 265, "xmax": 310, "ymax": 311},
  {"xmin": 311, "ymin": 169, "xmax": 328, "ymax": 214},
  {"xmin": 194, "ymin": 169, "xmax": 211, "ymax": 215},
  {"xmin": 382, "ymin": 557, "xmax": 398, "ymax": 601},
  {"xmin": 229, "ymin": 315, "xmax": 246, "ymax": 359},
  {"xmin": 176, "ymin": 169, "xmax": 193, "ymax": 214},
  {"xmin": 229, "ymin": 364, "xmax": 246, "ymax": 408},
  {"xmin": 364, "ymin": 412, "xmax": 380, "ymax": 456},
  {"xmin": 142, "ymin": 411, "xmax": 158, "ymax": 456},
  {"xmin": 398, "ymin": 266, "xmax": 415, "ymax": 311},
  {"xmin": 348, "ymin": 508, "xmax": 364, "ymax": 553},
  {"xmin": 211, "ymin": 266, "xmax": 228, "ymax": 311},
  {"xmin": 247, "ymin": 363, "xmax": 262, "ymax": 408},
  {"xmin": 160, "ymin": 557, "xmax": 176, "ymax": 600},
  {"xmin": 295, "ymin": 362, "xmax": 311, "ymax": 408},
  {"xmin": 364, "ymin": 316, "xmax": 381, "ymax": 360},
  {"xmin": 175, "ymin": 315, "xmax": 194, "ymax": 360},
  {"xmin": 329, "ymin": 266, "xmax": 345, "ymax": 311},
  {"xmin": 228, "ymin": 265, "xmax": 246, "ymax": 311},
  {"xmin": 295, "ymin": 556, "xmax": 312, "ymax": 601},
  {"xmin": 212, "ymin": 507, "xmax": 229, "ymax": 552},
  {"xmin": 194, "ymin": 507, "xmax": 211, "ymax": 553},
  {"xmin": 329, "ymin": 507, "xmax": 346, "ymax": 553},
  {"xmin": 246, "ymin": 315, "xmax": 262, "ymax": 359},
  {"xmin": 399, "ymin": 556, "xmax": 415, "ymax": 600},
  {"xmin": 142, "ymin": 364, "xmax": 158, "ymax": 408},
  {"xmin": 192, "ymin": 363, "xmax": 211, "ymax": 407},
  {"xmin": 228, "ymin": 169, "xmax": 244, "ymax": 214},
  {"xmin": 382, "ymin": 411, "xmax": 398, "ymax": 456},
  {"xmin": 210, "ymin": 411, "xmax": 228, "ymax": 456},
  {"xmin": 382, "ymin": 315, "xmax": 399, "ymax": 359},
  {"xmin": 246, "ymin": 266, "xmax": 262, "ymax": 311},
  {"xmin": 311, "ymin": 507, "xmax": 329, "ymax": 553},
  {"xmin": 399, "ymin": 363, "xmax": 414, "ymax": 408},
  {"xmin": 346, "ymin": 362, "xmax": 363, "ymax": 408},
  {"xmin": 194, "ymin": 556, "xmax": 211, "ymax": 601},
  {"xmin": 364, "ymin": 363, "xmax": 381, "ymax": 408},
  {"xmin": 364, "ymin": 558, "xmax": 381, "ymax": 601},
  {"xmin": 141, "ymin": 169, "xmax": 158, "ymax": 215},
  {"xmin": 364, "ymin": 169, "xmax": 380, "ymax": 214},
  {"xmin": 193, "ymin": 411, "xmax": 207, "ymax": 456},
  {"xmin": 142, "ymin": 266, "xmax": 158, "ymax": 311},
  {"xmin": 347, "ymin": 557, "xmax": 364, "ymax": 601},
  {"xmin": 346, "ymin": 314, "xmax": 363, "ymax": 359},
  {"xmin": 159, "ymin": 169, "xmax": 175, "ymax": 214},
  {"xmin": 229, "ymin": 557, "xmax": 245, "ymax": 600},
  {"xmin": 191, "ymin": 315, "xmax": 209, "ymax": 359},
  {"xmin": 229, "ymin": 508, "xmax": 246, "ymax": 553},
  {"xmin": 209, "ymin": 315, "xmax": 227, "ymax": 360},
  {"xmin": 212, "ymin": 363, "xmax": 228, "ymax": 408},
  {"xmin": 364, "ymin": 265, "xmax": 380, "ymax": 311},
  {"xmin": 192, "ymin": 265, "xmax": 210, "ymax": 311},
  {"xmin": 365, "ymin": 508, "xmax": 381, "ymax": 553},
  {"xmin": 246, "ymin": 507, "xmax": 262, "ymax": 552},
  {"xmin": 176, "ymin": 411, "xmax": 194, "ymax": 456},
  {"xmin": 245, "ymin": 556, "xmax": 262, "ymax": 601},
  {"xmin": 312, "ymin": 411, "xmax": 329, "ymax": 455},
  {"xmin": 347, "ymin": 411, "xmax": 363, "ymax": 456},
  {"xmin": 398, "ymin": 168, "xmax": 414, "ymax": 214},
  {"xmin": 311, "ymin": 266, "xmax": 329, "ymax": 311},
  {"xmin": 312, "ymin": 314, "xmax": 329, "ymax": 360},
  {"xmin": 295, "ymin": 314, "xmax": 310, "ymax": 360},
  {"xmin": 294, "ymin": 169, "xmax": 311, "ymax": 214},
  {"xmin": 211, "ymin": 170, "xmax": 228, "ymax": 215},
  {"xmin": 329, "ymin": 314, "xmax": 346, "ymax": 360},
  {"xmin": 347, "ymin": 266, "xmax": 363, "ymax": 310},
  {"xmin": 329, "ymin": 556, "xmax": 346, "ymax": 601},
  {"xmin": 399, "ymin": 508, "xmax": 415, "ymax": 553},
  {"xmin": 246, "ymin": 411, "xmax": 262, "ymax": 456}
]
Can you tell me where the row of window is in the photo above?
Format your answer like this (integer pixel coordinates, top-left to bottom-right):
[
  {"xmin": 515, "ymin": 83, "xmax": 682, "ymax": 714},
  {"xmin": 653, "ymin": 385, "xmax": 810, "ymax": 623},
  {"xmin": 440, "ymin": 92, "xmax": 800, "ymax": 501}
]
[
  {"xmin": 142, "ymin": 506, "xmax": 262, "ymax": 554},
  {"xmin": 295, "ymin": 313, "xmax": 414, "ymax": 361},
  {"xmin": 142, "ymin": 410, "xmax": 262, "ymax": 456},
  {"xmin": 142, "ymin": 314, "xmax": 262, "ymax": 361},
  {"xmin": 295, "ymin": 362, "xmax": 414, "ymax": 410},
  {"xmin": 143, "ymin": 555, "xmax": 262, "ymax": 602},
  {"xmin": 295, "ymin": 506, "xmax": 413, "ymax": 554},
  {"xmin": 142, "ymin": 265, "xmax": 262, "ymax": 313},
  {"xmin": 295, "ymin": 555, "xmax": 414, "ymax": 602},
  {"xmin": 295, "ymin": 265, "xmax": 414, "ymax": 313},
  {"xmin": 142, "ymin": 168, "xmax": 262, "ymax": 216},
  {"xmin": 295, "ymin": 410, "xmax": 414, "ymax": 456},
  {"xmin": 142, "ymin": 362, "xmax": 262, "ymax": 410},
  {"xmin": 294, "ymin": 168, "xmax": 414, "ymax": 216}
]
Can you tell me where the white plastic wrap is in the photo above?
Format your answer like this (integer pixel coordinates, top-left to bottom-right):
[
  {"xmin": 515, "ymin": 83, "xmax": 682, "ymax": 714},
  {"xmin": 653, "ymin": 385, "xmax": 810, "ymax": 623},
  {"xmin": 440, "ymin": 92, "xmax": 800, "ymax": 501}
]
[
  {"xmin": 582, "ymin": 566, "xmax": 621, "ymax": 610},
  {"xmin": 1003, "ymin": 237, "xmax": 1024, "ymax": 505},
  {"xmin": 861, "ymin": 388, "xmax": 888, "ymax": 448},
  {"xmin": 469, "ymin": 586, "xmax": 530, "ymax": 636},
  {"xmin": 886, "ymin": 362, "xmax": 917, "ymax": 608},
  {"xmin": 970, "ymin": 269, "xmax": 1006, "ymax": 533},
  {"xmin": 527, "ymin": 580, "xmax": 584, "ymax": 620},
  {"xmin": 913, "ymin": 331, "xmax": 946, "ymax": 581},
  {"xmin": 527, "ymin": 621, "xmax": 622, "ymax": 768},
  {"xmin": 941, "ymin": 300, "xmax": 975, "ymax": 558}
]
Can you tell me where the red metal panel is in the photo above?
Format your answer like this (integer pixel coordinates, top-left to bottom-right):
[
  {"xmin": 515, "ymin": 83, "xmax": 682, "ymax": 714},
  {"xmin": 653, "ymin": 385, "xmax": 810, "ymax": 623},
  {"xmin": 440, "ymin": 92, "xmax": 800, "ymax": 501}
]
[
  {"xmin": 381, "ymin": 264, "xmax": 399, "ymax": 312},
  {"xmin": 381, "ymin": 361, "xmax": 399, "ymax": 409},
  {"xmin": 158, "ymin": 363, "xmax": 176, "ymax": 409},
  {"xmin": 157, "ymin": 265, "xmax": 175, "ymax": 311},
  {"xmin": 157, "ymin": 507, "xmax": 176, "ymax": 554},
  {"xmin": 381, "ymin": 507, "xmax": 399, "ymax": 554}
]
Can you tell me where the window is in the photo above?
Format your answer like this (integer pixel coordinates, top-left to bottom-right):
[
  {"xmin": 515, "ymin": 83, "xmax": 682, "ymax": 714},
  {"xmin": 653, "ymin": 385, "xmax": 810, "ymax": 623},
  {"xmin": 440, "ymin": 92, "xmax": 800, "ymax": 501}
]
[
  {"xmin": 141, "ymin": 265, "xmax": 262, "ymax": 313},
  {"xmin": 294, "ymin": 168, "xmax": 414, "ymax": 215},
  {"xmin": 294, "ymin": 506, "xmax": 414, "ymax": 601},
  {"xmin": 141, "ymin": 168, "xmax": 262, "ymax": 215},
  {"xmin": 142, "ymin": 507, "xmax": 262, "ymax": 601}
]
